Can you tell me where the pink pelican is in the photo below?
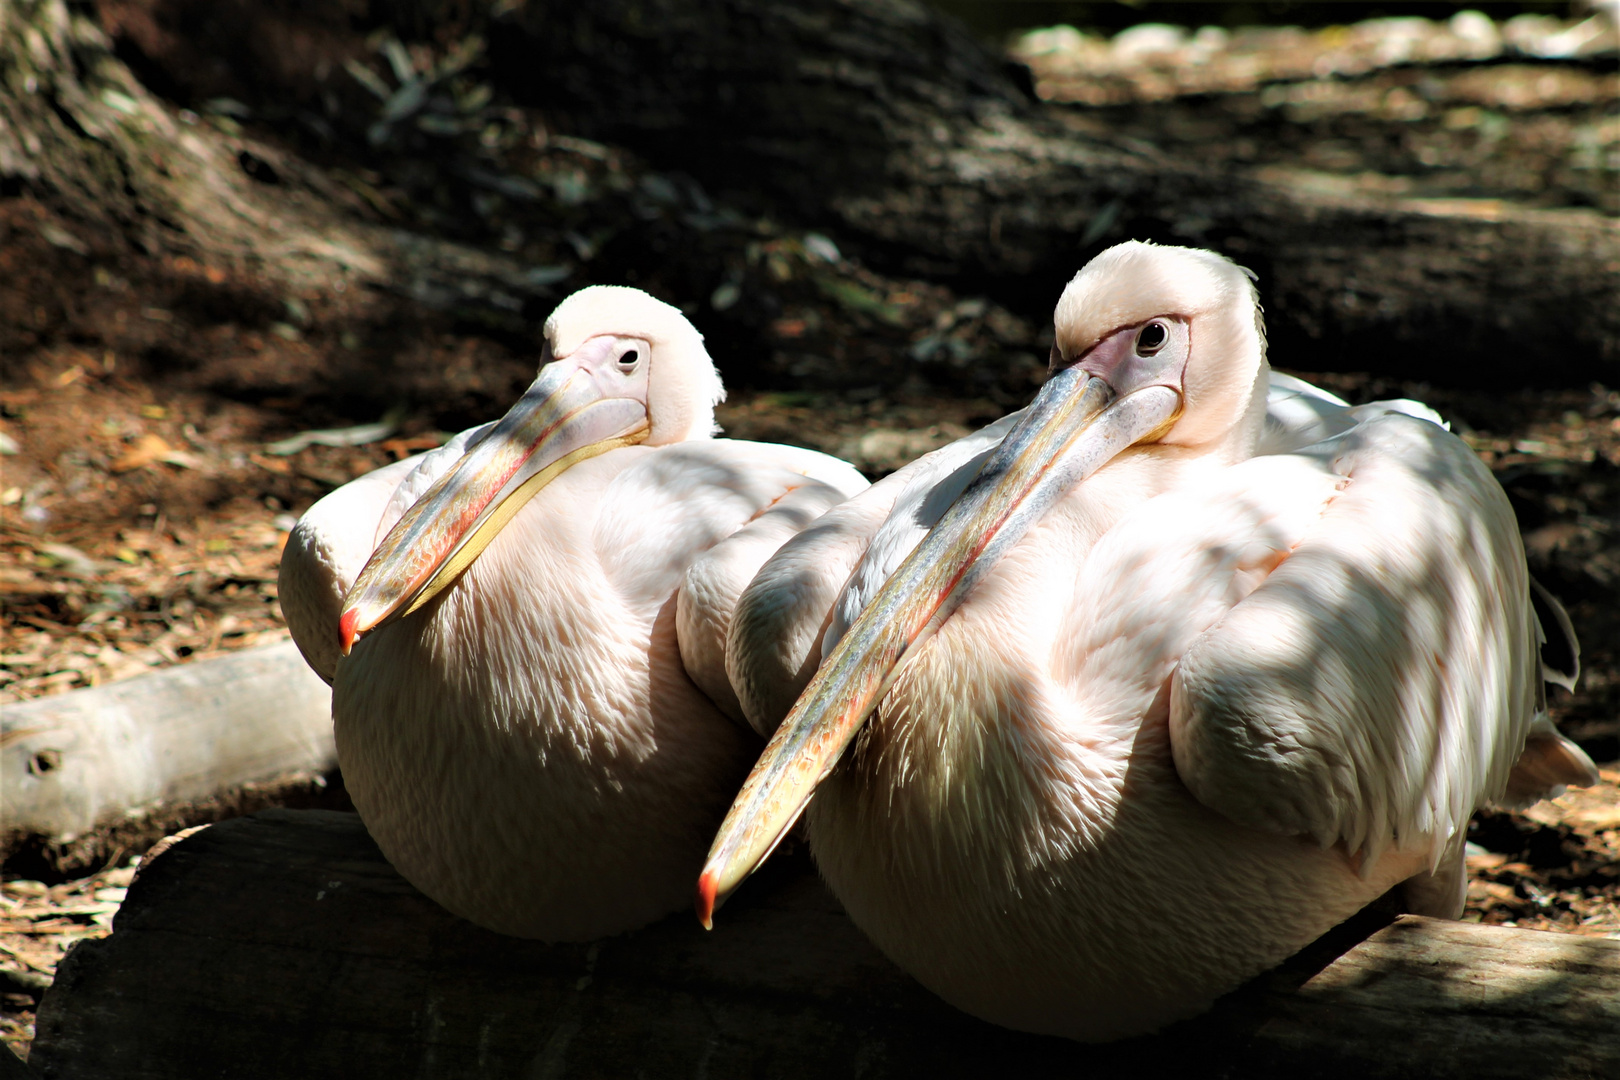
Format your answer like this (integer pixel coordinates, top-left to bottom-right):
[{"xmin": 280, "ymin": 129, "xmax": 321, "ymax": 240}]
[
  {"xmin": 699, "ymin": 242, "xmax": 1597, "ymax": 1039},
  {"xmin": 278, "ymin": 286, "xmax": 867, "ymax": 941}
]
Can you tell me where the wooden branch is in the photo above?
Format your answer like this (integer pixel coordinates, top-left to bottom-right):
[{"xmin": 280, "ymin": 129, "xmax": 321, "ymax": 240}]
[
  {"xmin": 30, "ymin": 809, "xmax": 1620, "ymax": 1079},
  {"xmin": 0, "ymin": 643, "xmax": 333, "ymax": 858}
]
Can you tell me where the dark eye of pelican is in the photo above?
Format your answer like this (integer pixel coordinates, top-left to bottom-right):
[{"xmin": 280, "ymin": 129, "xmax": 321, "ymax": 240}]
[
  {"xmin": 618, "ymin": 349, "xmax": 639, "ymax": 369},
  {"xmin": 1136, "ymin": 322, "xmax": 1168, "ymax": 356}
]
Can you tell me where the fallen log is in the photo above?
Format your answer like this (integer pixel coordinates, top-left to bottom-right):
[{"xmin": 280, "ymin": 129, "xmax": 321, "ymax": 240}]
[
  {"xmin": 29, "ymin": 809, "xmax": 1620, "ymax": 1079},
  {"xmin": 0, "ymin": 642, "xmax": 334, "ymax": 867}
]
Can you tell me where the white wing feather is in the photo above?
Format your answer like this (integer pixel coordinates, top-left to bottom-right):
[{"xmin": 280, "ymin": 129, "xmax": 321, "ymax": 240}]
[
  {"xmin": 279, "ymin": 454, "xmax": 426, "ymax": 684},
  {"xmin": 280, "ymin": 422, "xmax": 501, "ymax": 684},
  {"xmin": 724, "ymin": 411, "xmax": 1023, "ymax": 737},
  {"xmin": 1169, "ymin": 412, "xmax": 1542, "ymax": 871},
  {"xmin": 823, "ymin": 411, "xmax": 1024, "ymax": 655},
  {"xmin": 1259, "ymin": 371, "xmax": 1446, "ymax": 455},
  {"xmin": 725, "ymin": 473, "xmax": 907, "ymax": 738},
  {"xmin": 671, "ymin": 443, "xmax": 868, "ymax": 724}
]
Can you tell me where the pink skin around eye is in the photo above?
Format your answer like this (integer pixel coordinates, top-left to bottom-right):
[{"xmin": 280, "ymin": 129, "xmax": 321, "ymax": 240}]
[{"xmin": 1077, "ymin": 320, "xmax": 1189, "ymax": 397}]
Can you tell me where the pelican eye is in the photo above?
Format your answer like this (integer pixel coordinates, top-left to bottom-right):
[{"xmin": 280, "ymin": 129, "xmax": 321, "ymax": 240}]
[
  {"xmin": 618, "ymin": 349, "xmax": 639, "ymax": 369},
  {"xmin": 1135, "ymin": 322, "xmax": 1168, "ymax": 356}
]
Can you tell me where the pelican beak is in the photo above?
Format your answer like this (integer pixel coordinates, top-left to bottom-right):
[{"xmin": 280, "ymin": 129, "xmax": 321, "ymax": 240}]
[
  {"xmin": 695, "ymin": 319, "xmax": 1190, "ymax": 927},
  {"xmin": 337, "ymin": 337, "xmax": 652, "ymax": 653}
]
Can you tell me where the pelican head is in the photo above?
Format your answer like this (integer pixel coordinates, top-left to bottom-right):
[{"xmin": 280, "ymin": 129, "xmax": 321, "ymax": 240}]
[
  {"xmin": 338, "ymin": 286, "xmax": 723, "ymax": 652},
  {"xmin": 1052, "ymin": 240, "xmax": 1269, "ymax": 459},
  {"xmin": 698, "ymin": 242, "xmax": 1269, "ymax": 923}
]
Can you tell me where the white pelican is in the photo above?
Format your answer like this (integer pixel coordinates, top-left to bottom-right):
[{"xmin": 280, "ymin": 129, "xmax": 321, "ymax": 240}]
[
  {"xmin": 699, "ymin": 242, "xmax": 1598, "ymax": 1040},
  {"xmin": 278, "ymin": 286, "xmax": 867, "ymax": 941}
]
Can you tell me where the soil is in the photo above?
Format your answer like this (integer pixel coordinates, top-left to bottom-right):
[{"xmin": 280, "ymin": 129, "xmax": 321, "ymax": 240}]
[{"xmin": 2, "ymin": 3, "xmax": 1618, "ymax": 1065}]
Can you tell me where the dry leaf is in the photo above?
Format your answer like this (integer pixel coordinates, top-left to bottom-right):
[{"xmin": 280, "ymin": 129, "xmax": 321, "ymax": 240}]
[
  {"xmin": 249, "ymin": 452, "xmax": 292, "ymax": 474},
  {"xmin": 111, "ymin": 433, "xmax": 176, "ymax": 473},
  {"xmin": 110, "ymin": 434, "xmax": 201, "ymax": 473}
]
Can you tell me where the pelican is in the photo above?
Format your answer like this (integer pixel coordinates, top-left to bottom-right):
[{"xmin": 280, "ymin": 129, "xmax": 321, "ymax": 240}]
[
  {"xmin": 699, "ymin": 242, "xmax": 1598, "ymax": 1040},
  {"xmin": 278, "ymin": 286, "xmax": 867, "ymax": 941}
]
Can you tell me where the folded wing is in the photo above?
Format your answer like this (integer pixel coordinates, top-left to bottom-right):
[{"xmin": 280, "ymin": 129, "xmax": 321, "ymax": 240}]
[{"xmin": 1170, "ymin": 413, "xmax": 1597, "ymax": 883}]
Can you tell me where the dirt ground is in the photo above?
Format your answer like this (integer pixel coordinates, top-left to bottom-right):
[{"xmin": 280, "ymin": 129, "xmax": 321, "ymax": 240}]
[{"xmin": 3, "ymin": 4, "xmax": 1619, "ymax": 1064}]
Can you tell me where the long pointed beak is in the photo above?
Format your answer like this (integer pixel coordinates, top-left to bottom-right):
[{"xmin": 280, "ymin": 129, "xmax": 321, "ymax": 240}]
[
  {"xmin": 338, "ymin": 362, "xmax": 649, "ymax": 653},
  {"xmin": 695, "ymin": 329, "xmax": 1186, "ymax": 927}
]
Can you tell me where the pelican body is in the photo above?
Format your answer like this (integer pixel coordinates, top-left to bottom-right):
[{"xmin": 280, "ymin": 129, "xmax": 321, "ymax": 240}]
[
  {"xmin": 701, "ymin": 243, "xmax": 1597, "ymax": 1040},
  {"xmin": 280, "ymin": 287, "xmax": 867, "ymax": 940}
]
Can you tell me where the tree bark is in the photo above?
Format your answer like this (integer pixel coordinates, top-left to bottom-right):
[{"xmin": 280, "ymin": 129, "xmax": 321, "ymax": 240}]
[
  {"xmin": 0, "ymin": 0, "xmax": 567, "ymax": 363},
  {"xmin": 7, "ymin": 1, "xmax": 1615, "ymax": 391},
  {"xmin": 496, "ymin": 0, "xmax": 1618, "ymax": 384},
  {"xmin": 29, "ymin": 809, "xmax": 1620, "ymax": 1079}
]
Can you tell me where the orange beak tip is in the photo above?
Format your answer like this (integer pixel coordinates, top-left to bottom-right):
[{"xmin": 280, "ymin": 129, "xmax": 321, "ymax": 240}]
[
  {"xmin": 695, "ymin": 870, "xmax": 718, "ymax": 931},
  {"xmin": 338, "ymin": 608, "xmax": 360, "ymax": 656}
]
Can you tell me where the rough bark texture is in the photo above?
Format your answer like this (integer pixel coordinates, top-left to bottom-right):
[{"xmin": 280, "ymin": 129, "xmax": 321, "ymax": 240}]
[
  {"xmin": 28, "ymin": 809, "xmax": 1620, "ymax": 1080},
  {"xmin": 495, "ymin": 0, "xmax": 1618, "ymax": 384},
  {"xmin": 0, "ymin": 0, "xmax": 570, "ymax": 352},
  {"xmin": 0, "ymin": 0, "xmax": 363, "ymax": 290},
  {"xmin": 5, "ymin": 0, "xmax": 1613, "ymax": 392}
]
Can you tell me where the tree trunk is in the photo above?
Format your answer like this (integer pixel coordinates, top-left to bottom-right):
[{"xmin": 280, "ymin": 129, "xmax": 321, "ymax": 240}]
[
  {"xmin": 7, "ymin": 1, "xmax": 1614, "ymax": 392},
  {"xmin": 0, "ymin": 0, "xmax": 566, "ymax": 374},
  {"xmin": 496, "ymin": 0, "xmax": 1618, "ymax": 385},
  {"xmin": 30, "ymin": 809, "xmax": 1620, "ymax": 1079}
]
